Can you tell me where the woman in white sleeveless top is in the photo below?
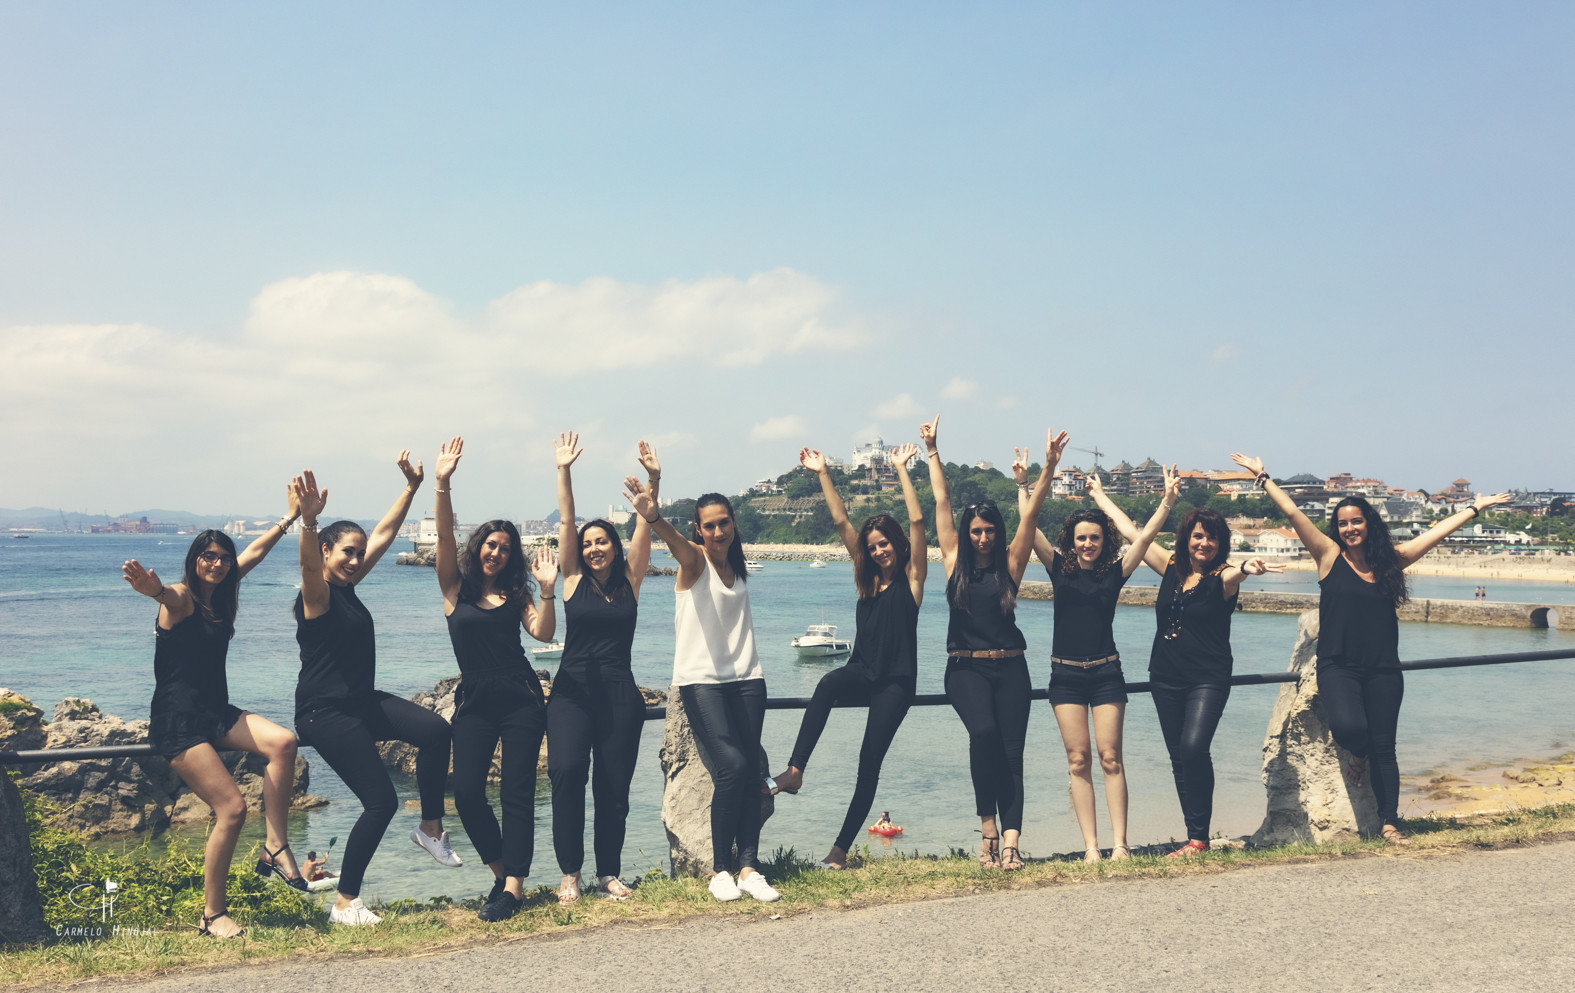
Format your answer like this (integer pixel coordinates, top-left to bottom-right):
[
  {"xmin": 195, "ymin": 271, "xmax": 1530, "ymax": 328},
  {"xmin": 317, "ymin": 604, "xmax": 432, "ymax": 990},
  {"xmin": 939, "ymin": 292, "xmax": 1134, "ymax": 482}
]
[{"xmin": 626, "ymin": 484, "xmax": 779, "ymax": 903}]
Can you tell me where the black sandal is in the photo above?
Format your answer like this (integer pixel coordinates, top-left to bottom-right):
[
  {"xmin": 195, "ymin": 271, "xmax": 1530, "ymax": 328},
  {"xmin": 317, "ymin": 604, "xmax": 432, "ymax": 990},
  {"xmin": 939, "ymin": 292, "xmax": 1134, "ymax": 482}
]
[
  {"xmin": 1001, "ymin": 846, "xmax": 1024, "ymax": 872},
  {"xmin": 255, "ymin": 843, "xmax": 309, "ymax": 892},
  {"xmin": 196, "ymin": 911, "xmax": 245, "ymax": 939},
  {"xmin": 979, "ymin": 833, "xmax": 1001, "ymax": 869}
]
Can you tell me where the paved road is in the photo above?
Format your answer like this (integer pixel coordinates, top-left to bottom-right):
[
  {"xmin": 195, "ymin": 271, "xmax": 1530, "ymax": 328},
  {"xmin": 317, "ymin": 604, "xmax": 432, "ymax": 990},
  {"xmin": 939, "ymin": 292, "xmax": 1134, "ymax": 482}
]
[{"xmin": 110, "ymin": 841, "xmax": 1574, "ymax": 993}]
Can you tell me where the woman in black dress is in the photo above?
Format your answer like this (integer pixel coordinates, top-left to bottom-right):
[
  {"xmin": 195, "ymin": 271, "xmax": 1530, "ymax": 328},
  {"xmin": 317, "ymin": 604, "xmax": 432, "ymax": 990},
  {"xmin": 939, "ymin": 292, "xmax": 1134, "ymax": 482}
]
[
  {"xmin": 768, "ymin": 441, "xmax": 927, "ymax": 871},
  {"xmin": 121, "ymin": 491, "xmax": 303, "ymax": 938},
  {"xmin": 1231, "ymin": 452, "xmax": 1510, "ymax": 844}
]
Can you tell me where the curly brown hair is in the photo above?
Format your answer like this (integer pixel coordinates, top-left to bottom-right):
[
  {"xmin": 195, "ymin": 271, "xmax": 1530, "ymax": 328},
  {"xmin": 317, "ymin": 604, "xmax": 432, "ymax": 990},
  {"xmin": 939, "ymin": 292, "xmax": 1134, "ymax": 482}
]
[{"xmin": 1055, "ymin": 509, "xmax": 1122, "ymax": 576}]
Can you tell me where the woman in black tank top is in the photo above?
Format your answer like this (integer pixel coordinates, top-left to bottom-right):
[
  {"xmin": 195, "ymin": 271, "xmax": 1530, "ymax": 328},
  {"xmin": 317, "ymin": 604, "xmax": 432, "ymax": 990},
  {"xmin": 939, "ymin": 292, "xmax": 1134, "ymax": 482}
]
[
  {"xmin": 1019, "ymin": 465, "xmax": 1175, "ymax": 862},
  {"xmin": 1231, "ymin": 452, "xmax": 1511, "ymax": 845},
  {"xmin": 120, "ymin": 494, "xmax": 303, "ymax": 939},
  {"xmin": 546, "ymin": 432, "xmax": 661, "ymax": 905},
  {"xmin": 928, "ymin": 416, "xmax": 1066, "ymax": 873},
  {"xmin": 431, "ymin": 437, "xmax": 560, "ymax": 922},
  {"xmin": 768, "ymin": 442, "xmax": 927, "ymax": 871},
  {"xmin": 1084, "ymin": 487, "xmax": 1281, "ymax": 857}
]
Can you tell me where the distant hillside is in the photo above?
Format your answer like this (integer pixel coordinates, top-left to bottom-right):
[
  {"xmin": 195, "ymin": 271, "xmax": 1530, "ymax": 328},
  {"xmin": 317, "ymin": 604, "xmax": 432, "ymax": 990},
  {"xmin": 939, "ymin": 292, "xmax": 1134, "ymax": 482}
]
[{"xmin": 0, "ymin": 507, "xmax": 258, "ymax": 531}]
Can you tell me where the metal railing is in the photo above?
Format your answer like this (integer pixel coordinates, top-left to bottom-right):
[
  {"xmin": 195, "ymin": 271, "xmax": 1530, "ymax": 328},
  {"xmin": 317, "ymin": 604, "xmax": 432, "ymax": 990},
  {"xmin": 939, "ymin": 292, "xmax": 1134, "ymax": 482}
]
[{"xmin": 5, "ymin": 647, "xmax": 1573, "ymax": 764}]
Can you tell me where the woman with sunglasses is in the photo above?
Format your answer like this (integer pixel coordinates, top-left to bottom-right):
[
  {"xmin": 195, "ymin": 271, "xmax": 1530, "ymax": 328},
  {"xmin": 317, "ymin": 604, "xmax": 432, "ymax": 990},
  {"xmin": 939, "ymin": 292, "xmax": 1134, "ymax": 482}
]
[
  {"xmin": 1230, "ymin": 452, "xmax": 1511, "ymax": 845},
  {"xmin": 1017, "ymin": 464, "xmax": 1175, "ymax": 862},
  {"xmin": 926, "ymin": 416, "xmax": 1064, "ymax": 872},
  {"xmin": 1080, "ymin": 476, "xmax": 1280, "ymax": 857},
  {"xmin": 121, "ymin": 487, "xmax": 304, "ymax": 938}
]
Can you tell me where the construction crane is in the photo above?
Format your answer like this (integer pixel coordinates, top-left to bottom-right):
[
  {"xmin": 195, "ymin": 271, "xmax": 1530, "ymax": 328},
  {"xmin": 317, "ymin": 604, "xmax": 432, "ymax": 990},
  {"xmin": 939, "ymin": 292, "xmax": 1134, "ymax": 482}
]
[{"xmin": 1071, "ymin": 445, "xmax": 1104, "ymax": 468}]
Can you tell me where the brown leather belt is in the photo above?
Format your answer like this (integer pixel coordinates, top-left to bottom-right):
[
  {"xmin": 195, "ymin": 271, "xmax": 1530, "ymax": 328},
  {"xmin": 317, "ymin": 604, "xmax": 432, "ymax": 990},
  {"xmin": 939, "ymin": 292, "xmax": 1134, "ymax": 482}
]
[
  {"xmin": 1051, "ymin": 653, "xmax": 1120, "ymax": 668},
  {"xmin": 949, "ymin": 649, "xmax": 1025, "ymax": 660}
]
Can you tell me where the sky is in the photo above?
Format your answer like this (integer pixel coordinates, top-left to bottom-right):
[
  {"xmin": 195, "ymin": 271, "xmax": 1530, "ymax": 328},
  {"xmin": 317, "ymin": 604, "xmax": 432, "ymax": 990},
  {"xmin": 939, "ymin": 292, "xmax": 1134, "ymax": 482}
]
[{"xmin": 2, "ymin": 3, "xmax": 1572, "ymax": 521}]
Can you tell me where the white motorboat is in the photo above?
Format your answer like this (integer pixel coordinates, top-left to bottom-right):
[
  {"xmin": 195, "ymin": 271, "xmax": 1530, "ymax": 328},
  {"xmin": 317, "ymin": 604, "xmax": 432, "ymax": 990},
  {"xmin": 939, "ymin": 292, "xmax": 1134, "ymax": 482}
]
[
  {"xmin": 531, "ymin": 642, "xmax": 565, "ymax": 661},
  {"xmin": 808, "ymin": 560, "xmax": 826, "ymax": 568},
  {"xmin": 744, "ymin": 560, "xmax": 765, "ymax": 573},
  {"xmin": 791, "ymin": 623, "xmax": 852, "ymax": 659}
]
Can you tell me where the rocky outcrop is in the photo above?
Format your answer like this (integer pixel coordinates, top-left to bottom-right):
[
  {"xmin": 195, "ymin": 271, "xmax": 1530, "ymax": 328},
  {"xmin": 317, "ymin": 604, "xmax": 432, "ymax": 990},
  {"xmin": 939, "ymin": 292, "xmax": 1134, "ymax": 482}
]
[
  {"xmin": 659, "ymin": 687, "xmax": 774, "ymax": 877},
  {"xmin": 1251, "ymin": 612, "xmax": 1381, "ymax": 846},
  {"xmin": 0, "ymin": 694, "xmax": 326, "ymax": 840},
  {"xmin": 0, "ymin": 769, "xmax": 45, "ymax": 943}
]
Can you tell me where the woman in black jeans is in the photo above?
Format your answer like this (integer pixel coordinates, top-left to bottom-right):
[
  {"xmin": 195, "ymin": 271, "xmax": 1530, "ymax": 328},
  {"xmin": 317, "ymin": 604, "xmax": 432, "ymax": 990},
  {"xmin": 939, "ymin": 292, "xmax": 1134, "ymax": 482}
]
[
  {"xmin": 291, "ymin": 456, "xmax": 456, "ymax": 927},
  {"xmin": 768, "ymin": 440, "xmax": 926, "ymax": 871},
  {"xmin": 547, "ymin": 432, "xmax": 660, "ymax": 905},
  {"xmin": 1082, "ymin": 479, "xmax": 1280, "ymax": 857},
  {"xmin": 1231, "ymin": 452, "xmax": 1510, "ymax": 845},
  {"xmin": 927, "ymin": 415, "xmax": 1064, "ymax": 872},
  {"xmin": 431, "ymin": 437, "xmax": 559, "ymax": 922}
]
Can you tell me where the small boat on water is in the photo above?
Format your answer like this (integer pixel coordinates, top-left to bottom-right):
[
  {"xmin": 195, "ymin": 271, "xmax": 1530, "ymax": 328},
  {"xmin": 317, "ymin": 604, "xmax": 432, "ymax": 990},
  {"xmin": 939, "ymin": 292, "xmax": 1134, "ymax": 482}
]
[
  {"xmin": 532, "ymin": 642, "xmax": 565, "ymax": 661},
  {"xmin": 791, "ymin": 623, "xmax": 852, "ymax": 659},
  {"xmin": 808, "ymin": 560, "xmax": 825, "ymax": 569},
  {"xmin": 745, "ymin": 560, "xmax": 765, "ymax": 573}
]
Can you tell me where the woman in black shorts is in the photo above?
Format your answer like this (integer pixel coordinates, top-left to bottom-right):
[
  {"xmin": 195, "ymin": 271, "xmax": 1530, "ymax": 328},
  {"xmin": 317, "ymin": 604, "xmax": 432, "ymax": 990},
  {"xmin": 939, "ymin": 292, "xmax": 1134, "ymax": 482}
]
[
  {"xmin": 291, "ymin": 455, "xmax": 456, "ymax": 926},
  {"xmin": 1020, "ymin": 464, "xmax": 1174, "ymax": 862},
  {"xmin": 432, "ymin": 437, "xmax": 560, "ymax": 921},
  {"xmin": 121, "ymin": 491, "xmax": 302, "ymax": 938},
  {"xmin": 928, "ymin": 416, "xmax": 1065, "ymax": 872},
  {"xmin": 768, "ymin": 441, "xmax": 927, "ymax": 871},
  {"xmin": 1231, "ymin": 452, "xmax": 1510, "ymax": 844}
]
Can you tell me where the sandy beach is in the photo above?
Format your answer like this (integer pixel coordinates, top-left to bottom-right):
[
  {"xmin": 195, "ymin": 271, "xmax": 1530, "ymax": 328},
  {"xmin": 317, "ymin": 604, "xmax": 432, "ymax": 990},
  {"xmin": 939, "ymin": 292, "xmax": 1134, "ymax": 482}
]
[{"xmin": 1403, "ymin": 752, "xmax": 1575, "ymax": 819}]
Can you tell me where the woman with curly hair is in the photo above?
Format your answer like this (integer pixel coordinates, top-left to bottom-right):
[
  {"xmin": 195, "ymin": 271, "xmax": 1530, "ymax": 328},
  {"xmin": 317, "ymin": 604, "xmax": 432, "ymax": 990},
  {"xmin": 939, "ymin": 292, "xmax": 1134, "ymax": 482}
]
[
  {"xmin": 1230, "ymin": 453, "xmax": 1510, "ymax": 844},
  {"xmin": 1020, "ymin": 464, "xmax": 1175, "ymax": 862},
  {"xmin": 927, "ymin": 416, "xmax": 1065, "ymax": 873}
]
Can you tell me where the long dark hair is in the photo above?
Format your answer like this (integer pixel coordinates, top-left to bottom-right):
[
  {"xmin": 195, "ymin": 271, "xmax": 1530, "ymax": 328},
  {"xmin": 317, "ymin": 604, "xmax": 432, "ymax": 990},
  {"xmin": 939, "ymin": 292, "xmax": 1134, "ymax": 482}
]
[
  {"xmin": 1174, "ymin": 508, "xmax": 1230, "ymax": 578},
  {"xmin": 1326, "ymin": 496, "xmax": 1409, "ymax": 606},
  {"xmin": 947, "ymin": 500, "xmax": 1015, "ymax": 614},
  {"xmin": 578, "ymin": 519, "xmax": 630, "ymax": 600},
  {"xmin": 183, "ymin": 529, "xmax": 240, "ymax": 638},
  {"xmin": 692, "ymin": 493, "xmax": 748, "ymax": 581},
  {"xmin": 318, "ymin": 520, "xmax": 366, "ymax": 555},
  {"xmin": 1055, "ymin": 509, "xmax": 1122, "ymax": 576},
  {"xmin": 458, "ymin": 519, "xmax": 531, "ymax": 606},
  {"xmin": 855, "ymin": 514, "xmax": 910, "ymax": 600}
]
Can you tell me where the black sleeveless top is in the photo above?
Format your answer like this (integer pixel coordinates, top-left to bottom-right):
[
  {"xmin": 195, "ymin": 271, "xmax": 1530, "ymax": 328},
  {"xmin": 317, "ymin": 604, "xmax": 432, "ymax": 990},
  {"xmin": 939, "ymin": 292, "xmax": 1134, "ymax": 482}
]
[
  {"xmin": 1148, "ymin": 560, "xmax": 1236, "ymax": 684},
  {"xmin": 294, "ymin": 581, "xmax": 375, "ymax": 716},
  {"xmin": 1047, "ymin": 552, "xmax": 1127, "ymax": 659},
  {"xmin": 1317, "ymin": 555, "xmax": 1400, "ymax": 670},
  {"xmin": 848, "ymin": 578, "xmax": 919, "ymax": 682},
  {"xmin": 150, "ymin": 611, "xmax": 231, "ymax": 716},
  {"xmin": 446, "ymin": 597, "xmax": 545, "ymax": 698},
  {"xmin": 946, "ymin": 568, "xmax": 1027, "ymax": 654},
  {"xmin": 559, "ymin": 579, "xmax": 638, "ymax": 682}
]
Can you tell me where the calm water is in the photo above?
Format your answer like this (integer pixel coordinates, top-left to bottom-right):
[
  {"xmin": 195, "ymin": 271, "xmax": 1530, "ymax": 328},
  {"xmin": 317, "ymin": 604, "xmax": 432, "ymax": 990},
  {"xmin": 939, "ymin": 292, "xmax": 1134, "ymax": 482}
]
[{"xmin": 3, "ymin": 534, "xmax": 1573, "ymax": 903}]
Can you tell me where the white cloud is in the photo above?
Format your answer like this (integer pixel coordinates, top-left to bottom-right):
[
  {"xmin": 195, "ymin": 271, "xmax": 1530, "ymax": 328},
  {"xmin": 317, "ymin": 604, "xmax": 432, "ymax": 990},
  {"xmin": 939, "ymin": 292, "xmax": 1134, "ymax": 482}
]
[
  {"xmin": 749, "ymin": 415, "xmax": 809, "ymax": 443},
  {"xmin": 940, "ymin": 377, "xmax": 978, "ymax": 400},
  {"xmin": 873, "ymin": 392, "xmax": 923, "ymax": 420},
  {"xmin": 1211, "ymin": 344, "xmax": 1239, "ymax": 363}
]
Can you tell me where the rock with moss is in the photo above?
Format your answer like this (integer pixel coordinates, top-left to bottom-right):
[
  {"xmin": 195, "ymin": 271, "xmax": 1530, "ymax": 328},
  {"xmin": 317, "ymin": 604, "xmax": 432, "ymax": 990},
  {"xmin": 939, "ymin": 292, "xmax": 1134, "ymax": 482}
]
[{"xmin": 659, "ymin": 687, "xmax": 774, "ymax": 877}]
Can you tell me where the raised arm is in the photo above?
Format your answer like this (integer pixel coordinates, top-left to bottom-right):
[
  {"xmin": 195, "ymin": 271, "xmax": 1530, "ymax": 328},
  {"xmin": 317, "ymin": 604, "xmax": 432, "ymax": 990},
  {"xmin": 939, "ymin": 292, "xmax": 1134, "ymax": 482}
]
[
  {"xmin": 1230, "ymin": 453, "xmax": 1339, "ymax": 573},
  {"xmin": 1086, "ymin": 473, "xmax": 1168, "ymax": 576},
  {"xmin": 293, "ymin": 471, "xmax": 332, "ymax": 619},
  {"xmin": 555, "ymin": 432, "xmax": 584, "ymax": 583},
  {"xmin": 890, "ymin": 442, "xmax": 928, "ymax": 599},
  {"xmin": 625, "ymin": 440, "xmax": 662, "ymax": 596},
  {"xmin": 1121, "ymin": 464, "xmax": 1180, "ymax": 578},
  {"xmin": 803, "ymin": 448, "xmax": 859, "ymax": 558},
  {"xmin": 919, "ymin": 415, "xmax": 958, "ymax": 573},
  {"xmin": 625, "ymin": 478, "xmax": 705, "ymax": 588},
  {"xmin": 1395, "ymin": 493, "xmax": 1513, "ymax": 567},
  {"xmin": 433, "ymin": 436, "xmax": 464, "ymax": 609},
  {"xmin": 1008, "ymin": 428, "xmax": 1067, "ymax": 583},
  {"xmin": 1222, "ymin": 557, "xmax": 1285, "ymax": 597},
  {"xmin": 522, "ymin": 546, "xmax": 558, "ymax": 642},
  {"xmin": 359, "ymin": 450, "xmax": 424, "ymax": 581},
  {"xmin": 236, "ymin": 482, "xmax": 302, "ymax": 578},
  {"xmin": 122, "ymin": 559, "xmax": 192, "ymax": 626}
]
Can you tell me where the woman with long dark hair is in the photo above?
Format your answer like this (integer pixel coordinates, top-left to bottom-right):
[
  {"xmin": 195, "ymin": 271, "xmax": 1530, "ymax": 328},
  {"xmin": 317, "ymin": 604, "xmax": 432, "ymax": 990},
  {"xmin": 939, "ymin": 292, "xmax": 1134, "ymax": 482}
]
[
  {"xmin": 1230, "ymin": 453, "xmax": 1510, "ymax": 844},
  {"xmin": 431, "ymin": 437, "xmax": 559, "ymax": 922},
  {"xmin": 1080, "ymin": 478, "xmax": 1281, "ymax": 857},
  {"xmin": 768, "ymin": 441, "xmax": 927, "ymax": 871},
  {"xmin": 547, "ymin": 432, "xmax": 660, "ymax": 905},
  {"xmin": 291, "ymin": 454, "xmax": 457, "ymax": 926},
  {"xmin": 625, "ymin": 479, "xmax": 778, "ymax": 902},
  {"xmin": 926, "ymin": 416, "xmax": 1064, "ymax": 873},
  {"xmin": 1019, "ymin": 465, "xmax": 1175, "ymax": 862},
  {"xmin": 121, "ymin": 493, "xmax": 303, "ymax": 938}
]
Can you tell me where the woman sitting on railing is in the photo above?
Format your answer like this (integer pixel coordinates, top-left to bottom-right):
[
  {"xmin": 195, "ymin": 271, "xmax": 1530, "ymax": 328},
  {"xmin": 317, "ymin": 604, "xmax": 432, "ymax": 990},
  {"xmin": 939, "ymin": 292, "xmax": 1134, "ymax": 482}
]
[
  {"xmin": 768, "ymin": 441, "xmax": 926, "ymax": 871},
  {"xmin": 122, "ymin": 488, "xmax": 303, "ymax": 939},
  {"xmin": 1230, "ymin": 452, "xmax": 1511, "ymax": 845}
]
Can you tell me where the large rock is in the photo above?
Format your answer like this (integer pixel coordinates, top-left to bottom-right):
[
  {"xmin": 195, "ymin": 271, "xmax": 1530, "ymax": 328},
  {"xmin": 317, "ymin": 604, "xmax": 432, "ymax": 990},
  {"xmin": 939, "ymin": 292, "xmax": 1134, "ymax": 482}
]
[
  {"xmin": 3, "ymin": 694, "xmax": 325, "ymax": 839},
  {"xmin": 659, "ymin": 686, "xmax": 774, "ymax": 877},
  {"xmin": 1252, "ymin": 611, "xmax": 1381, "ymax": 846},
  {"xmin": 0, "ymin": 770, "xmax": 46, "ymax": 943}
]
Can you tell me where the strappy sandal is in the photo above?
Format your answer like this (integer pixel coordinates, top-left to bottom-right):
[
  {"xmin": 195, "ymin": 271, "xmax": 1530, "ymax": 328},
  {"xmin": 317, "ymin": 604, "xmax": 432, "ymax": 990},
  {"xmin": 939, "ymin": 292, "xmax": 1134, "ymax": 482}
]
[
  {"xmin": 1000, "ymin": 846, "xmax": 1024, "ymax": 872},
  {"xmin": 1083, "ymin": 847, "xmax": 1102, "ymax": 864},
  {"xmin": 196, "ymin": 911, "xmax": 244, "ymax": 939},
  {"xmin": 1165, "ymin": 839, "xmax": 1209, "ymax": 859},
  {"xmin": 1380, "ymin": 825, "xmax": 1411, "ymax": 847},
  {"xmin": 255, "ymin": 843, "xmax": 308, "ymax": 891},
  {"xmin": 557, "ymin": 874, "xmax": 582, "ymax": 905},
  {"xmin": 979, "ymin": 833, "xmax": 1001, "ymax": 869},
  {"xmin": 598, "ymin": 876, "xmax": 633, "ymax": 900},
  {"xmin": 1110, "ymin": 844, "xmax": 1132, "ymax": 861}
]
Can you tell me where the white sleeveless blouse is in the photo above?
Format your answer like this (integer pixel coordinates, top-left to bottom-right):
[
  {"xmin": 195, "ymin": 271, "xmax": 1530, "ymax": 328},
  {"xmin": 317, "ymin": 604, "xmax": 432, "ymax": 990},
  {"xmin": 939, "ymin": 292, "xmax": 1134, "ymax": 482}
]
[{"xmin": 672, "ymin": 554, "xmax": 762, "ymax": 686}]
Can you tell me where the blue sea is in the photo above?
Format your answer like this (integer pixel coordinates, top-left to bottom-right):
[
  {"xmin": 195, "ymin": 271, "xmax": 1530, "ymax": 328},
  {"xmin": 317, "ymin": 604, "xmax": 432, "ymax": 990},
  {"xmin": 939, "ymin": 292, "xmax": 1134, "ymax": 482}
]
[{"xmin": 3, "ymin": 534, "xmax": 1573, "ymax": 903}]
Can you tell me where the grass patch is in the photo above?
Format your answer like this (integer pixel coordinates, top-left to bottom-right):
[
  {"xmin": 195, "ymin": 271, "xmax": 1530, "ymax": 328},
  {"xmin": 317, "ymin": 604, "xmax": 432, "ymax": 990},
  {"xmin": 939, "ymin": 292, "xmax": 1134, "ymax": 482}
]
[{"xmin": 4, "ymin": 800, "xmax": 1573, "ymax": 989}]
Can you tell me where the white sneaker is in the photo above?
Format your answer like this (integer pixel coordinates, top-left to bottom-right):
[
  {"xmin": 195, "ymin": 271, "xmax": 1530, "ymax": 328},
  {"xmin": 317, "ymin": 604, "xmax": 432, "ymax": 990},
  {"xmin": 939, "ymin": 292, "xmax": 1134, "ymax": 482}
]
[
  {"xmin": 410, "ymin": 828, "xmax": 463, "ymax": 867},
  {"xmin": 736, "ymin": 872, "xmax": 780, "ymax": 902},
  {"xmin": 708, "ymin": 871, "xmax": 742, "ymax": 902},
  {"xmin": 328, "ymin": 897, "xmax": 382, "ymax": 926}
]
